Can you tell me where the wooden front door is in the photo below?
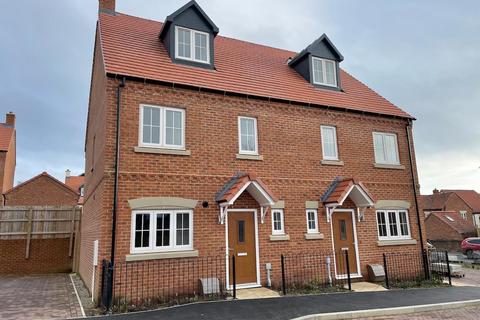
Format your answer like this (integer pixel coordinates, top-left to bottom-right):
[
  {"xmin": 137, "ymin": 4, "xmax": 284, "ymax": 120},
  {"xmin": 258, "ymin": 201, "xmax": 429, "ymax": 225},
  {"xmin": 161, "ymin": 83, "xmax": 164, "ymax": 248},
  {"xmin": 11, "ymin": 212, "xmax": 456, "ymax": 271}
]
[
  {"xmin": 228, "ymin": 211, "xmax": 257, "ymax": 285},
  {"xmin": 332, "ymin": 211, "xmax": 358, "ymax": 274}
]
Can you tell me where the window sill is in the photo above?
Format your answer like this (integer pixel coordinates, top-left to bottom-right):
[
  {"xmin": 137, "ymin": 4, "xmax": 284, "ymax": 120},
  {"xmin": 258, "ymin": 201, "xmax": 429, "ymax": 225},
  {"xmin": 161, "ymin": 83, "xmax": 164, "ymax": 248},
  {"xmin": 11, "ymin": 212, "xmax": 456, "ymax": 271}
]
[
  {"xmin": 304, "ymin": 233, "xmax": 325, "ymax": 240},
  {"xmin": 374, "ymin": 163, "xmax": 405, "ymax": 170},
  {"xmin": 377, "ymin": 239, "xmax": 417, "ymax": 247},
  {"xmin": 269, "ymin": 234, "xmax": 290, "ymax": 241},
  {"xmin": 126, "ymin": 250, "xmax": 199, "ymax": 261},
  {"xmin": 134, "ymin": 146, "xmax": 191, "ymax": 156},
  {"xmin": 236, "ymin": 154, "xmax": 264, "ymax": 161},
  {"xmin": 321, "ymin": 159, "xmax": 344, "ymax": 166}
]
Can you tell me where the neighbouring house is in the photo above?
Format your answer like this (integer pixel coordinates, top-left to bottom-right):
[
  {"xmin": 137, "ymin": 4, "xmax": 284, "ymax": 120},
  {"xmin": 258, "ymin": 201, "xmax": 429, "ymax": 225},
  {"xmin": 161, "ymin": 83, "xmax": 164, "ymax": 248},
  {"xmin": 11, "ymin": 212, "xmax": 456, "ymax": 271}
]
[
  {"xmin": 65, "ymin": 169, "xmax": 85, "ymax": 205},
  {"xmin": 421, "ymin": 189, "xmax": 480, "ymax": 250},
  {"xmin": 0, "ymin": 112, "xmax": 16, "ymax": 199},
  {"xmin": 3, "ymin": 171, "xmax": 80, "ymax": 206},
  {"xmin": 425, "ymin": 211, "xmax": 476, "ymax": 252},
  {"xmin": 80, "ymin": 0, "xmax": 425, "ymax": 303}
]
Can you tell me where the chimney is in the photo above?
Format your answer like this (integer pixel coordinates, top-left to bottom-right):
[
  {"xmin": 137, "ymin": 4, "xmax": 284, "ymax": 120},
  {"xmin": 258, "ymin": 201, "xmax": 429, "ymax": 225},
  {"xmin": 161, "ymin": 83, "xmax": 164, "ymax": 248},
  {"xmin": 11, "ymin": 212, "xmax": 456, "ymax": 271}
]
[
  {"xmin": 65, "ymin": 169, "xmax": 71, "ymax": 179},
  {"xmin": 5, "ymin": 112, "xmax": 15, "ymax": 127},
  {"xmin": 432, "ymin": 188, "xmax": 439, "ymax": 194},
  {"xmin": 99, "ymin": 0, "xmax": 115, "ymax": 13}
]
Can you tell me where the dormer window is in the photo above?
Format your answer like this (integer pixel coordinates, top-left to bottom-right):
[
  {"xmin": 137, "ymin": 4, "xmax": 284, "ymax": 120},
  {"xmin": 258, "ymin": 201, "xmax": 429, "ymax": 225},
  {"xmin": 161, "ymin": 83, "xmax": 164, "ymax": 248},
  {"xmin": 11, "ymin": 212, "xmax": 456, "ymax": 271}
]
[
  {"xmin": 312, "ymin": 57, "xmax": 337, "ymax": 87},
  {"xmin": 175, "ymin": 26, "xmax": 210, "ymax": 64}
]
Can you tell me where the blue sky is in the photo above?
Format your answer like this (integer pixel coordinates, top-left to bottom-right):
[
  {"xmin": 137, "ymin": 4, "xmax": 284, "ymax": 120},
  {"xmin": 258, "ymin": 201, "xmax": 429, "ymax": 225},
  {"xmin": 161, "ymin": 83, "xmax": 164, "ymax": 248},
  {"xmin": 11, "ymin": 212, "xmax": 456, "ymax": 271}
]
[{"xmin": 0, "ymin": 0, "xmax": 479, "ymax": 194}]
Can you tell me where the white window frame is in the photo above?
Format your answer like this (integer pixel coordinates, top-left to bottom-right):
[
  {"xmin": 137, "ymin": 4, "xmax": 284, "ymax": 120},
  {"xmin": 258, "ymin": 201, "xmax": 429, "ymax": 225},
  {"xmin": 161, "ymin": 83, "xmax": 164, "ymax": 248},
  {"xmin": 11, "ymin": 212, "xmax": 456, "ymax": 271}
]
[
  {"xmin": 460, "ymin": 211, "xmax": 467, "ymax": 220},
  {"xmin": 306, "ymin": 209, "xmax": 319, "ymax": 234},
  {"xmin": 320, "ymin": 125, "xmax": 339, "ymax": 160},
  {"xmin": 130, "ymin": 209, "xmax": 193, "ymax": 254},
  {"xmin": 372, "ymin": 132, "xmax": 400, "ymax": 165},
  {"xmin": 311, "ymin": 56, "xmax": 337, "ymax": 87},
  {"xmin": 139, "ymin": 104, "xmax": 185, "ymax": 150},
  {"xmin": 175, "ymin": 26, "xmax": 210, "ymax": 64},
  {"xmin": 238, "ymin": 116, "xmax": 259, "ymax": 155},
  {"xmin": 375, "ymin": 210, "xmax": 411, "ymax": 241},
  {"xmin": 271, "ymin": 209, "xmax": 285, "ymax": 235}
]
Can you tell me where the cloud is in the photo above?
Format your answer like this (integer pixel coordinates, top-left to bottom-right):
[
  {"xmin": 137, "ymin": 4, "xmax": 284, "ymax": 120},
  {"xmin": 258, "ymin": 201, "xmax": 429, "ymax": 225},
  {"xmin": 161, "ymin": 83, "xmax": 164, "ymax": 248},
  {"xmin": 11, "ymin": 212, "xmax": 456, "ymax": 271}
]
[{"xmin": 0, "ymin": 0, "xmax": 478, "ymax": 194}]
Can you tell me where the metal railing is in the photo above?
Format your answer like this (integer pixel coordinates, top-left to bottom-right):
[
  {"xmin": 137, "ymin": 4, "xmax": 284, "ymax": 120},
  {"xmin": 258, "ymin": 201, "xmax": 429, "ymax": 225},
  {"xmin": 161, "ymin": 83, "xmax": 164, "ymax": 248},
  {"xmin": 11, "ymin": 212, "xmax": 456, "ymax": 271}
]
[
  {"xmin": 383, "ymin": 250, "xmax": 451, "ymax": 288},
  {"xmin": 101, "ymin": 255, "xmax": 228, "ymax": 312},
  {"xmin": 280, "ymin": 250, "xmax": 351, "ymax": 294}
]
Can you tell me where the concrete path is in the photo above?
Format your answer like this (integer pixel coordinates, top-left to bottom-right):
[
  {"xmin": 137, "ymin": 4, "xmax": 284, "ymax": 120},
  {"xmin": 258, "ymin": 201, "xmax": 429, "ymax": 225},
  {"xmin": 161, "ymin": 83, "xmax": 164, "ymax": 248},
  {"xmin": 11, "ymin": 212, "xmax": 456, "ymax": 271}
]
[
  {"xmin": 91, "ymin": 286, "xmax": 480, "ymax": 320},
  {"xmin": 0, "ymin": 274, "xmax": 83, "ymax": 320}
]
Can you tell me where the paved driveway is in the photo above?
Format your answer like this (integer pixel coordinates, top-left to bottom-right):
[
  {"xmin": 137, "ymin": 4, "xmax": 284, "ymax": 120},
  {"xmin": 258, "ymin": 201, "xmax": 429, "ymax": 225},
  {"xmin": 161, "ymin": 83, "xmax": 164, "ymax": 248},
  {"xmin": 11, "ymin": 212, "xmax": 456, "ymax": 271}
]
[{"xmin": 0, "ymin": 274, "xmax": 83, "ymax": 320}]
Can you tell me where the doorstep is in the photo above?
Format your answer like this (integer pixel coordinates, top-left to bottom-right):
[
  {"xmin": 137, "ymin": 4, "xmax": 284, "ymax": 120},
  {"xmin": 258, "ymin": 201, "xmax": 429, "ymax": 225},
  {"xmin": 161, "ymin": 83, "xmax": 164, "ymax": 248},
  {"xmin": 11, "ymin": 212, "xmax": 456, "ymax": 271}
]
[
  {"xmin": 349, "ymin": 281, "xmax": 387, "ymax": 292},
  {"xmin": 235, "ymin": 287, "xmax": 281, "ymax": 300}
]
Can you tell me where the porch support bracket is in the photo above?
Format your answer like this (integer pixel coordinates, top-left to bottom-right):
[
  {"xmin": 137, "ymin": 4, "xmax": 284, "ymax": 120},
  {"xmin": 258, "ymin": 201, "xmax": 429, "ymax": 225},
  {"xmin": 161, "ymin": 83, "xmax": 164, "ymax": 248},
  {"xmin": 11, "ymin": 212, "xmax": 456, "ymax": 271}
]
[{"xmin": 219, "ymin": 205, "xmax": 229, "ymax": 225}]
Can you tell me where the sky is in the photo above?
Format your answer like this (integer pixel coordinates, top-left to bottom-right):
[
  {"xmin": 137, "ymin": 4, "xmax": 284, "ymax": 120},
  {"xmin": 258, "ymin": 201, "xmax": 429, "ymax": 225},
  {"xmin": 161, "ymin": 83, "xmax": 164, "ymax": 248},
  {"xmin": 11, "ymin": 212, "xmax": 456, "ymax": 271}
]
[{"xmin": 0, "ymin": 0, "xmax": 479, "ymax": 194}]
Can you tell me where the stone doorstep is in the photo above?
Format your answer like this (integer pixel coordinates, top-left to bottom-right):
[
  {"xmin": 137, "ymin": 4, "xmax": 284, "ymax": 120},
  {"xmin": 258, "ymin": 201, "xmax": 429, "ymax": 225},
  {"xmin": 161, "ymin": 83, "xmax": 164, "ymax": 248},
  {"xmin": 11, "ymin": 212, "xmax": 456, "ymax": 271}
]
[
  {"xmin": 291, "ymin": 299, "xmax": 480, "ymax": 320},
  {"xmin": 349, "ymin": 281, "xmax": 387, "ymax": 292},
  {"xmin": 235, "ymin": 287, "xmax": 281, "ymax": 300}
]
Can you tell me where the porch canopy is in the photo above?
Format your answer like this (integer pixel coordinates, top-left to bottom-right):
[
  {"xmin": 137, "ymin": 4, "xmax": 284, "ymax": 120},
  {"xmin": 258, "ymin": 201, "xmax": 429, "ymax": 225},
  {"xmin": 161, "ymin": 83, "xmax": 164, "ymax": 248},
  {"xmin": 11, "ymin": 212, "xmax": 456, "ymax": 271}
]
[
  {"xmin": 215, "ymin": 172, "xmax": 277, "ymax": 224},
  {"xmin": 321, "ymin": 177, "xmax": 375, "ymax": 221}
]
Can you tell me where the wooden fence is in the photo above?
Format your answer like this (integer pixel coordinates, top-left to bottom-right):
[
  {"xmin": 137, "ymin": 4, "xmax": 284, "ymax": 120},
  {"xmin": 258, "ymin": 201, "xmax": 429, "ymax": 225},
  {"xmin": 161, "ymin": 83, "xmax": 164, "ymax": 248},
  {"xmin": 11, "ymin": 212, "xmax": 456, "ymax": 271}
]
[{"xmin": 0, "ymin": 206, "xmax": 81, "ymax": 260}]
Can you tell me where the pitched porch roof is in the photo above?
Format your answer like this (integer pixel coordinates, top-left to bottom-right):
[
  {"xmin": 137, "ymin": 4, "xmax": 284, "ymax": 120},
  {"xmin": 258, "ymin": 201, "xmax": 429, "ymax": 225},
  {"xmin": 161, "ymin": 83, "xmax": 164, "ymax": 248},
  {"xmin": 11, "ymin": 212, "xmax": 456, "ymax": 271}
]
[
  {"xmin": 321, "ymin": 177, "xmax": 375, "ymax": 208},
  {"xmin": 215, "ymin": 172, "xmax": 277, "ymax": 207}
]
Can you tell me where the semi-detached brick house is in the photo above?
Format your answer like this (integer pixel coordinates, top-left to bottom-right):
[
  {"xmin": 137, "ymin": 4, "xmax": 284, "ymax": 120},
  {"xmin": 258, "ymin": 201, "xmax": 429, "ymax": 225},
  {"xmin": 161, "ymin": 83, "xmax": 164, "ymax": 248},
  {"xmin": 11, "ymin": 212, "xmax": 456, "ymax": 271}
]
[{"xmin": 80, "ymin": 0, "xmax": 426, "ymax": 301}]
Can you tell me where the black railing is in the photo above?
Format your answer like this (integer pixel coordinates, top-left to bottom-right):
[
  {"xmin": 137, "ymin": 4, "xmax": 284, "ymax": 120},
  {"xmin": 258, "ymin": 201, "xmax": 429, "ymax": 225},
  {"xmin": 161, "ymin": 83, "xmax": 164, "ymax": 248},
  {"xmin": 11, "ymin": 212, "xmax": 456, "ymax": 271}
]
[
  {"xmin": 280, "ymin": 250, "xmax": 351, "ymax": 294},
  {"xmin": 102, "ymin": 256, "xmax": 227, "ymax": 312},
  {"xmin": 383, "ymin": 250, "xmax": 452, "ymax": 288}
]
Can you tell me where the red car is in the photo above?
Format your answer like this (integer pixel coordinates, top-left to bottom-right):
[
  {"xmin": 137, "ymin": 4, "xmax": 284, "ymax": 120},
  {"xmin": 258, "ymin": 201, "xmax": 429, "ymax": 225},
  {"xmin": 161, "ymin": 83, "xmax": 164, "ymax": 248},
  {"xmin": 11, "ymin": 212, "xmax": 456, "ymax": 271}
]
[{"xmin": 461, "ymin": 237, "xmax": 480, "ymax": 258}]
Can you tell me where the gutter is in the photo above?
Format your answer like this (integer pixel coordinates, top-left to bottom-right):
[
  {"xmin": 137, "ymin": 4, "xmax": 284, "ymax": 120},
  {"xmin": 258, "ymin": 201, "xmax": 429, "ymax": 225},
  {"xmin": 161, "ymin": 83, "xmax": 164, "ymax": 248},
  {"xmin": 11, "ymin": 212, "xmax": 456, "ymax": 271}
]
[{"xmin": 405, "ymin": 120, "xmax": 425, "ymax": 252}]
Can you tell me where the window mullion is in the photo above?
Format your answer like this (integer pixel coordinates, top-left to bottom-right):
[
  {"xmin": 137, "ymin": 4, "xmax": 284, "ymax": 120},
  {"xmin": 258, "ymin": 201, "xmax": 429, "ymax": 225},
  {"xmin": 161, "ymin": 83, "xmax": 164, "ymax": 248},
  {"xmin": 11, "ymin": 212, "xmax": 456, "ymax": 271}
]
[
  {"xmin": 171, "ymin": 211, "xmax": 176, "ymax": 248},
  {"xmin": 191, "ymin": 31, "xmax": 195, "ymax": 61}
]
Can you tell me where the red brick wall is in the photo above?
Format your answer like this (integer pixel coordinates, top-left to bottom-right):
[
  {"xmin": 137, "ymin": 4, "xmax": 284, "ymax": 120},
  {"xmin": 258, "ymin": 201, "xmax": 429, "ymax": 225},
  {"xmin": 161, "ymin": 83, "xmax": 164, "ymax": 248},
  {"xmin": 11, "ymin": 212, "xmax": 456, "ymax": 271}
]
[
  {"xmin": 78, "ymin": 28, "xmax": 110, "ymax": 299},
  {"xmin": 0, "ymin": 131, "xmax": 15, "ymax": 196},
  {"xmin": 0, "ymin": 238, "xmax": 72, "ymax": 274},
  {"xmin": 425, "ymin": 214, "xmax": 463, "ymax": 241},
  {"xmin": 3, "ymin": 174, "xmax": 78, "ymax": 206},
  {"xmin": 83, "ymin": 73, "xmax": 425, "ymax": 300},
  {"xmin": 444, "ymin": 193, "xmax": 476, "ymax": 225}
]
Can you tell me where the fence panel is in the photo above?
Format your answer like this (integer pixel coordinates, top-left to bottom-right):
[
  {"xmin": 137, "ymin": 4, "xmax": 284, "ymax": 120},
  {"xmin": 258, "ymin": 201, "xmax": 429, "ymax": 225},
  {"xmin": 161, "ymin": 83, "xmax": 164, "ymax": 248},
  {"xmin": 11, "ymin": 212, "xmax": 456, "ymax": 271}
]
[
  {"xmin": 280, "ymin": 251, "xmax": 350, "ymax": 294},
  {"xmin": 109, "ymin": 256, "xmax": 227, "ymax": 312}
]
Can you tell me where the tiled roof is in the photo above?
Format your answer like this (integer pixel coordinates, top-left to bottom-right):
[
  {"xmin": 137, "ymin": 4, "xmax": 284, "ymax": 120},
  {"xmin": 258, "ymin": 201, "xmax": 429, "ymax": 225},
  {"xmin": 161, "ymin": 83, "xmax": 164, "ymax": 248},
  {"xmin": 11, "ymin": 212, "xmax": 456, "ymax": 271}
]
[
  {"xmin": 0, "ymin": 124, "xmax": 14, "ymax": 151},
  {"xmin": 441, "ymin": 190, "xmax": 480, "ymax": 213},
  {"xmin": 215, "ymin": 172, "xmax": 277, "ymax": 204},
  {"xmin": 428, "ymin": 211, "xmax": 476, "ymax": 236},
  {"xmin": 420, "ymin": 193, "xmax": 452, "ymax": 211},
  {"xmin": 98, "ymin": 12, "xmax": 412, "ymax": 119},
  {"xmin": 65, "ymin": 176, "xmax": 85, "ymax": 193},
  {"xmin": 322, "ymin": 177, "xmax": 375, "ymax": 205},
  {"xmin": 421, "ymin": 190, "xmax": 480, "ymax": 213},
  {"xmin": 4, "ymin": 172, "xmax": 79, "ymax": 196}
]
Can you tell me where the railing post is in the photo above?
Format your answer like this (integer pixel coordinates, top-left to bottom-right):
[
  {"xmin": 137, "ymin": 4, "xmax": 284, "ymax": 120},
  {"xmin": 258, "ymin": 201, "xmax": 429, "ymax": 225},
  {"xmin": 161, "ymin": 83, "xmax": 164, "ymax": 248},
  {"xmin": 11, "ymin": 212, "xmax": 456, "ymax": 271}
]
[
  {"xmin": 445, "ymin": 251, "xmax": 452, "ymax": 286},
  {"xmin": 344, "ymin": 250, "xmax": 351, "ymax": 291},
  {"xmin": 423, "ymin": 250, "xmax": 430, "ymax": 280},
  {"xmin": 232, "ymin": 255, "xmax": 236, "ymax": 299},
  {"xmin": 281, "ymin": 254, "xmax": 286, "ymax": 295},
  {"xmin": 383, "ymin": 253, "xmax": 389, "ymax": 289}
]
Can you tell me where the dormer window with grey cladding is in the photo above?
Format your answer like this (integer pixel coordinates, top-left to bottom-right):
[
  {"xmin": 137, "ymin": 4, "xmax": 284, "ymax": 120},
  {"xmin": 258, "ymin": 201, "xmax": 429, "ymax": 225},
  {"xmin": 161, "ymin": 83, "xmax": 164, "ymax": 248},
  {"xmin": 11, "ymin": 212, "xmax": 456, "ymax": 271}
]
[
  {"xmin": 159, "ymin": 0, "xmax": 218, "ymax": 70},
  {"xmin": 289, "ymin": 34, "xmax": 344, "ymax": 91}
]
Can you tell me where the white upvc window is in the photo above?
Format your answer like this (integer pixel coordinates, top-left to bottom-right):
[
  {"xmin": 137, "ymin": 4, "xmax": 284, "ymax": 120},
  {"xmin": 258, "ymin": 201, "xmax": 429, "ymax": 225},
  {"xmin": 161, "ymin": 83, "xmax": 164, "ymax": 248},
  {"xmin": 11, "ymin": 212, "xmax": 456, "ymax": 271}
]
[
  {"xmin": 373, "ymin": 132, "xmax": 400, "ymax": 165},
  {"xmin": 460, "ymin": 211, "xmax": 467, "ymax": 220},
  {"xmin": 306, "ymin": 209, "xmax": 319, "ymax": 233},
  {"xmin": 312, "ymin": 57, "xmax": 337, "ymax": 87},
  {"xmin": 376, "ymin": 210, "xmax": 411, "ymax": 240},
  {"xmin": 321, "ymin": 125, "xmax": 339, "ymax": 160},
  {"xmin": 271, "ymin": 209, "xmax": 285, "ymax": 235},
  {"xmin": 139, "ymin": 105, "xmax": 185, "ymax": 149},
  {"xmin": 238, "ymin": 116, "xmax": 258, "ymax": 155},
  {"xmin": 131, "ymin": 210, "xmax": 193, "ymax": 254},
  {"xmin": 175, "ymin": 26, "xmax": 210, "ymax": 64}
]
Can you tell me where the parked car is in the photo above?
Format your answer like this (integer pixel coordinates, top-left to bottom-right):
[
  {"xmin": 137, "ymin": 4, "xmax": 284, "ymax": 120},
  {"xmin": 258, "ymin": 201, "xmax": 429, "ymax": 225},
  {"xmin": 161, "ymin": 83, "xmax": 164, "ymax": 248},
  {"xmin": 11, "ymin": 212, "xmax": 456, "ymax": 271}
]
[{"xmin": 461, "ymin": 237, "xmax": 480, "ymax": 259}]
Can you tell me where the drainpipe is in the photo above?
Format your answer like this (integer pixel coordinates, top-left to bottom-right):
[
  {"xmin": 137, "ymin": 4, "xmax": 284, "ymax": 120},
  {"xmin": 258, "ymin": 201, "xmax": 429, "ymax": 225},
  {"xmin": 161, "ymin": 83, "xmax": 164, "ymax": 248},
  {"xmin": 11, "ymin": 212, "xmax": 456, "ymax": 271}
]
[
  {"xmin": 405, "ymin": 120, "xmax": 425, "ymax": 252},
  {"xmin": 111, "ymin": 76, "xmax": 125, "ymax": 265}
]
